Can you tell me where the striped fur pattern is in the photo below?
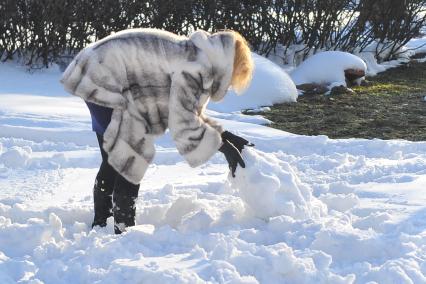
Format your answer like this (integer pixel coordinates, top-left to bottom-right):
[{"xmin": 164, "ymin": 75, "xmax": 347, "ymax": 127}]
[{"xmin": 61, "ymin": 28, "xmax": 236, "ymax": 184}]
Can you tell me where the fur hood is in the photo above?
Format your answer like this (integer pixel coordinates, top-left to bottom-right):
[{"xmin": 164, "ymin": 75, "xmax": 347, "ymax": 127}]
[{"xmin": 189, "ymin": 30, "xmax": 235, "ymax": 102}]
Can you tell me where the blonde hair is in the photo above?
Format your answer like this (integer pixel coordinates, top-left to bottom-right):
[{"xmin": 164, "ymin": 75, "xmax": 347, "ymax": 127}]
[{"xmin": 230, "ymin": 31, "xmax": 254, "ymax": 94}]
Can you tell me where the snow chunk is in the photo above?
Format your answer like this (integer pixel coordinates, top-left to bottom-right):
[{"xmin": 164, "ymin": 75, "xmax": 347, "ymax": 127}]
[
  {"xmin": 0, "ymin": 146, "xmax": 31, "ymax": 168},
  {"xmin": 208, "ymin": 53, "xmax": 297, "ymax": 112},
  {"xmin": 319, "ymin": 193, "xmax": 359, "ymax": 212},
  {"xmin": 178, "ymin": 209, "xmax": 214, "ymax": 233},
  {"xmin": 229, "ymin": 148, "xmax": 326, "ymax": 220},
  {"xmin": 162, "ymin": 197, "xmax": 199, "ymax": 228},
  {"xmin": 291, "ymin": 51, "xmax": 367, "ymax": 86}
]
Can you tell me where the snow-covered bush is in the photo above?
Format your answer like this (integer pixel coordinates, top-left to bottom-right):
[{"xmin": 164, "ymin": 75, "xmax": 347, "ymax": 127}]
[{"xmin": 1, "ymin": 0, "xmax": 424, "ymax": 67}]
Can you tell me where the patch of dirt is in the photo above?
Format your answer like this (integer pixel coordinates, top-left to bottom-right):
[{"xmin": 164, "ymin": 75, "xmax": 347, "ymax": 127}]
[{"xmin": 255, "ymin": 60, "xmax": 426, "ymax": 141}]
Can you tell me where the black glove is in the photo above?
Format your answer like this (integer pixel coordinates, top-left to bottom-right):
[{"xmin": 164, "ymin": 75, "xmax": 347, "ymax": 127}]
[
  {"xmin": 219, "ymin": 140, "xmax": 246, "ymax": 177},
  {"xmin": 221, "ymin": 131, "xmax": 254, "ymax": 153}
]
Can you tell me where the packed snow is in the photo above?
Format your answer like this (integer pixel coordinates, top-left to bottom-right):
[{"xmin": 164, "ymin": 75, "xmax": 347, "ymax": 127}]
[
  {"xmin": 290, "ymin": 51, "xmax": 367, "ymax": 87},
  {"xmin": 1, "ymin": 49, "xmax": 426, "ymax": 283}
]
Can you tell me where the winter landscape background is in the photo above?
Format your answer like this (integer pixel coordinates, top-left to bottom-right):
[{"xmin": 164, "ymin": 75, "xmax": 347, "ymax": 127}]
[{"xmin": 1, "ymin": 1, "xmax": 426, "ymax": 283}]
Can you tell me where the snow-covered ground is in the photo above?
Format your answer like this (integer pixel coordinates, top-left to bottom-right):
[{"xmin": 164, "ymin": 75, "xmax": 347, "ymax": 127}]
[{"xmin": 1, "ymin": 53, "xmax": 426, "ymax": 284}]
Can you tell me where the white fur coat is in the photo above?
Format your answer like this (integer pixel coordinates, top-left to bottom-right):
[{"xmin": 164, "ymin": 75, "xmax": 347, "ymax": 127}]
[{"xmin": 61, "ymin": 28, "xmax": 236, "ymax": 184}]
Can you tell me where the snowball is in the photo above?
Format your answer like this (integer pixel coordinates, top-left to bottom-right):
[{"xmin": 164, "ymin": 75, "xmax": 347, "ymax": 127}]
[
  {"xmin": 0, "ymin": 146, "xmax": 31, "ymax": 168},
  {"xmin": 291, "ymin": 51, "xmax": 367, "ymax": 86},
  {"xmin": 229, "ymin": 148, "xmax": 325, "ymax": 220},
  {"xmin": 208, "ymin": 53, "xmax": 297, "ymax": 112}
]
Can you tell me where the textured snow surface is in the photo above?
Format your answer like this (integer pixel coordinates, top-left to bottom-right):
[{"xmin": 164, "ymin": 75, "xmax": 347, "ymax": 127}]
[
  {"xmin": 290, "ymin": 51, "xmax": 367, "ymax": 86},
  {"xmin": 1, "ymin": 59, "xmax": 426, "ymax": 284}
]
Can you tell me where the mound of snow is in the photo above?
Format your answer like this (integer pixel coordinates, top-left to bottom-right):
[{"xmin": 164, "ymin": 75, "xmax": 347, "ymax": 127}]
[
  {"xmin": 229, "ymin": 148, "xmax": 326, "ymax": 220},
  {"xmin": 290, "ymin": 51, "xmax": 367, "ymax": 86},
  {"xmin": 208, "ymin": 53, "xmax": 297, "ymax": 113},
  {"xmin": 0, "ymin": 146, "xmax": 31, "ymax": 168}
]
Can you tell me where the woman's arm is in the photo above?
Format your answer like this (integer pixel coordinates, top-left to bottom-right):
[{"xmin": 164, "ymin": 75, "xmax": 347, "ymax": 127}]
[{"xmin": 168, "ymin": 69, "xmax": 222, "ymax": 167}]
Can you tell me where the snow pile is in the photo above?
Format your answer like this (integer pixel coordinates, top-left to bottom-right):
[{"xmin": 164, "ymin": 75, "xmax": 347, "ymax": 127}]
[
  {"xmin": 230, "ymin": 148, "xmax": 326, "ymax": 220},
  {"xmin": 290, "ymin": 51, "xmax": 367, "ymax": 86},
  {"xmin": 208, "ymin": 53, "xmax": 297, "ymax": 112}
]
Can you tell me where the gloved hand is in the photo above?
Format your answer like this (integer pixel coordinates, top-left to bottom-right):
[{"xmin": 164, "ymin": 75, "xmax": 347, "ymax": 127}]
[
  {"xmin": 219, "ymin": 140, "xmax": 246, "ymax": 177},
  {"xmin": 221, "ymin": 131, "xmax": 254, "ymax": 153}
]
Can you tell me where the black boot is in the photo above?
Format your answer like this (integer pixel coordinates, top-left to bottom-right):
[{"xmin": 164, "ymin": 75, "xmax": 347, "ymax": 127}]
[
  {"xmin": 92, "ymin": 133, "xmax": 117, "ymax": 229},
  {"xmin": 92, "ymin": 177, "xmax": 114, "ymax": 228},
  {"xmin": 113, "ymin": 175, "xmax": 140, "ymax": 234}
]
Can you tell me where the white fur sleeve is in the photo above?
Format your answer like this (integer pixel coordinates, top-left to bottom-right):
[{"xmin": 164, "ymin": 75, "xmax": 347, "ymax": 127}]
[{"xmin": 168, "ymin": 70, "xmax": 222, "ymax": 167}]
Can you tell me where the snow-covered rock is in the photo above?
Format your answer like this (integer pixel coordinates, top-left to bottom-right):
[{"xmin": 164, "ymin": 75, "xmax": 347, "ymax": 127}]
[
  {"xmin": 208, "ymin": 53, "xmax": 297, "ymax": 112},
  {"xmin": 291, "ymin": 51, "xmax": 367, "ymax": 87}
]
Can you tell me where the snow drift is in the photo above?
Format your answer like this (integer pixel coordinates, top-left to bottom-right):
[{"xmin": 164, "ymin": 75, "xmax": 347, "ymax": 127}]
[{"xmin": 208, "ymin": 53, "xmax": 297, "ymax": 112}]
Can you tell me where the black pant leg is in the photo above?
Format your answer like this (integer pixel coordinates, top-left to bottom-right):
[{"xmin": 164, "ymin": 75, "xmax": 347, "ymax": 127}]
[
  {"xmin": 113, "ymin": 175, "xmax": 140, "ymax": 234},
  {"xmin": 92, "ymin": 133, "xmax": 118, "ymax": 227}
]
